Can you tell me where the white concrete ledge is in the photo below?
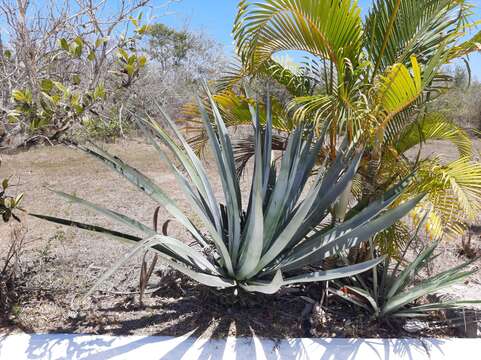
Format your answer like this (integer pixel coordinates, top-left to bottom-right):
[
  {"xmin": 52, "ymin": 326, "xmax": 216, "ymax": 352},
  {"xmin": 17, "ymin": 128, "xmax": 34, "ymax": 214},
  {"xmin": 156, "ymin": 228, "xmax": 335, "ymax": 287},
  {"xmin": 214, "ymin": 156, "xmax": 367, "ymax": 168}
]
[{"xmin": 1, "ymin": 333, "xmax": 480, "ymax": 359}]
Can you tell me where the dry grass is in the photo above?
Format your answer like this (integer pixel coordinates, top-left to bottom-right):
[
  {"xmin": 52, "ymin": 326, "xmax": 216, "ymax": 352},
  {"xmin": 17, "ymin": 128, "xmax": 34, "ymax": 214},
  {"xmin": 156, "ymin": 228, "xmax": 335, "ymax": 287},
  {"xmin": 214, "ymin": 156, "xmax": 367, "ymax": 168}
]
[{"xmin": 1, "ymin": 225, "xmax": 27, "ymax": 324}]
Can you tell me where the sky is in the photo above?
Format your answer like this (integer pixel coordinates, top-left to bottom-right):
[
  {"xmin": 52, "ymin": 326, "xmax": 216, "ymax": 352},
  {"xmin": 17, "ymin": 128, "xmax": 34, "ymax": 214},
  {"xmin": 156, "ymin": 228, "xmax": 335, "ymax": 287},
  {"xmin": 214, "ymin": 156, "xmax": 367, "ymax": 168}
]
[{"xmin": 159, "ymin": 0, "xmax": 481, "ymax": 80}]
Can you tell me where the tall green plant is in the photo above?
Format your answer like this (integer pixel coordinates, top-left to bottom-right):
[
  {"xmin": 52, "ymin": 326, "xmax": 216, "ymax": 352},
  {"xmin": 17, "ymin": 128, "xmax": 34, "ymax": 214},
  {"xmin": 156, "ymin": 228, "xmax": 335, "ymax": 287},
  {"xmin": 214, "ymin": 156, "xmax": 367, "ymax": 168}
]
[{"xmin": 30, "ymin": 89, "xmax": 421, "ymax": 294}]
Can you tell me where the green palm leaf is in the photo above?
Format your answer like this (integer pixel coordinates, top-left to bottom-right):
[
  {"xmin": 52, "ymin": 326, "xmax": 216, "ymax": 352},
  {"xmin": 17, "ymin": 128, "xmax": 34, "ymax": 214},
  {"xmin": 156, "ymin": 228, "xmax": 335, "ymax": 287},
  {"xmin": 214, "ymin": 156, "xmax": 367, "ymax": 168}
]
[
  {"xmin": 234, "ymin": 0, "xmax": 363, "ymax": 72},
  {"xmin": 365, "ymin": 0, "xmax": 470, "ymax": 76}
]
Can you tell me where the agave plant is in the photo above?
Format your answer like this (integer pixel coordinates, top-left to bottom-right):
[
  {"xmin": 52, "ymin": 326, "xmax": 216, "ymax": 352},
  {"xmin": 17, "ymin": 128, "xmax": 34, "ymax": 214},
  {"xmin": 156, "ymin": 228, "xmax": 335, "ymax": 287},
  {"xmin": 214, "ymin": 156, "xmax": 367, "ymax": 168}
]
[
  {"xmin": 31, "ymin": 89, "xmax": 422, "ymax": 294},
  {"xmin": 331, "ymin": 216, "xmax": 481, "ymax": 319}
]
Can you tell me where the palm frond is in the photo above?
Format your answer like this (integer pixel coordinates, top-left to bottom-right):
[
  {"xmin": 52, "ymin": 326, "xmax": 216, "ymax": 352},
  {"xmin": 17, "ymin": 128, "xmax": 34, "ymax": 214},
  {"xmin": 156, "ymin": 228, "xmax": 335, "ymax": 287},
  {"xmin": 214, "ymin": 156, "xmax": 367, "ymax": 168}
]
[
  {"xmin": 233, "ymin": 132, "xmax": 288, "ymax": 177},
  {"xmin": 411, "ymin": 157, "xmax": 481, "ymax": 239},
  {"xmin": 376, "ymin": 56, "xmax": 422, "ymax": 124},
  {"xmin": 365, "ymin": 0, "xmax": 471, "ymax": 76},
  {"xmin": 396, "ymin": 112, "xmax": 473, "ymax": 157},
  {"xmin": 448, "ymin": 29, "xmax": 481, "ymax": 60},
  {"xmin": 180, "ymin": 89, "xmax": 292, "ymax": 156},
  {"xmin": 234, "ymin": 0, "xmax": 363, "ymax": 72}
]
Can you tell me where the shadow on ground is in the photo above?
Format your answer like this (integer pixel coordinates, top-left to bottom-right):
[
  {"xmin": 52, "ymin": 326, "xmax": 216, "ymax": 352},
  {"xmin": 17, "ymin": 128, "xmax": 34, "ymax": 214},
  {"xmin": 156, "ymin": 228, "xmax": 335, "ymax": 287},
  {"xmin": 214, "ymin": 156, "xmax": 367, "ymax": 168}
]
[{"xmin": 18, "ymin": 332, "xmax": 447, "ymax": 360}]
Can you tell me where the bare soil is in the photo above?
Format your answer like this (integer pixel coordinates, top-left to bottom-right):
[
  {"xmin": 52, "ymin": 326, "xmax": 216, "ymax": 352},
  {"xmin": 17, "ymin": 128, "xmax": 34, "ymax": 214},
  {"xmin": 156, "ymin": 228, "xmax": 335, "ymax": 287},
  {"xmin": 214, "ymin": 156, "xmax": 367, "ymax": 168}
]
[{"xmin": 0, "ymin": 138, "xmax": 481, "ymax": 338}]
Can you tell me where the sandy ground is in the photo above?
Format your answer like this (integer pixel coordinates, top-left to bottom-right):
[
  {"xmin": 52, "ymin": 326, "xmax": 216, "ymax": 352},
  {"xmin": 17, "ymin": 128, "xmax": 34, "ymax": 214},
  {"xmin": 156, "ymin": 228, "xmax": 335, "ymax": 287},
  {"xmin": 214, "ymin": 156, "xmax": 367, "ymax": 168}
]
[{"xmin": 0, "ymin": 137, "xmax": 480, "ymax": 337}]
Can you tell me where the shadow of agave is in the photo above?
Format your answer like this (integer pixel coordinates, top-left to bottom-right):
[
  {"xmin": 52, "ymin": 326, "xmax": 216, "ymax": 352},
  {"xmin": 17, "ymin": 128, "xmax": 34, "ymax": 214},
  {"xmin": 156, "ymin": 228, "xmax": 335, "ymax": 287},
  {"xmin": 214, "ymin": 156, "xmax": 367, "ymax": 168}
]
[
  {"xmin": 19, "ymin": 331, "xmax": 448, "ymax": 360},
  {"xmin": 16, "ymin": 272, "xmax": 448, "ymax": 359}
]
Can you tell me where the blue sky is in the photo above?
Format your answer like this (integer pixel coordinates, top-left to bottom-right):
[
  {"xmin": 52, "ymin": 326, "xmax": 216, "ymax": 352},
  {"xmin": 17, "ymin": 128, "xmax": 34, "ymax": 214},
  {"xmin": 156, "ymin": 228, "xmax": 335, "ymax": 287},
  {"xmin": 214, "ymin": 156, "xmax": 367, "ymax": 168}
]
[{"xmin": 160, "ymin": 0, "xmax": 481, "ymax": 80}]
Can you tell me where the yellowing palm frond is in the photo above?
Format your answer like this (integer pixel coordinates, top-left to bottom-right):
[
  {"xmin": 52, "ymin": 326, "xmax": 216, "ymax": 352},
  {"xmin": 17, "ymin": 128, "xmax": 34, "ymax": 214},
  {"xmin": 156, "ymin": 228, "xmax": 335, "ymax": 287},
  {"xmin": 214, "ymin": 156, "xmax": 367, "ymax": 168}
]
[
  {"xmin": 410, "ymin": 157, "xmax": 481, "ymax": 239},
  {"xmin": 442, "ymin": 158, "xmax": 481, "ymax": 216},
  {"xmin": 396, "ymin": 112, "xmax": 473, "ymax": 157},
  {"xmin": 375, "ymin": 220, "xmax": 411, "ymax": 257},
  {"xmin": 377, "ymin": 56, "xmax": 422, "ymax": 120}
]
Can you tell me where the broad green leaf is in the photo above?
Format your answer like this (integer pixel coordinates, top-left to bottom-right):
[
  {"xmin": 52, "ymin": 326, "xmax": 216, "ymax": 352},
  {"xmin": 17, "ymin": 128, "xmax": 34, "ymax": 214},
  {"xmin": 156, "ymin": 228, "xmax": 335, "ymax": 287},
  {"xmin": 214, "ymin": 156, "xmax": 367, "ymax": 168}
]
[
  {"xmin": 282, "ymin": 194, "xmax": 424, "ymax": 272},
  {"xmin": 117, "ymin": 48, "xmax": 129, "ymax": 61},
  {"xmin": 240, "ymin": 270, "xmax": 283, "ymax": 294},
  {"xmin": 237, "ymin": 123, "xmax": 264, "ymax": 279},
  {"xmin": 87, "ymin": 51, "xmax": 96, "ymax": 61},
  {"xmin": 78, "ymin": 144, "xmax": 209, "ymax": 248},
  {"xmin": 40, "ymin": 79, "xmax": 54, "ymax": 92},
  {"xmin": 283, "ymin": 257, "xmax": 384, "ymax": 285},
  {"xmin": 59, "ymin": 38, "xmax": 69, "ymax": 51}
]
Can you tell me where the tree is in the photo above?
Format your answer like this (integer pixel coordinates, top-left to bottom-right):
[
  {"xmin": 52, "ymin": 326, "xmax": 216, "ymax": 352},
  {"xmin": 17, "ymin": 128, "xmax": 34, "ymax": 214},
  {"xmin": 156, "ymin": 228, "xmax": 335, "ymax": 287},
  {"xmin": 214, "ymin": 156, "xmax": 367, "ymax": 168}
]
[
  {"xmin": 431, "ymin": 66, "xmax": 481, "ymax": 130},
  {"xmin": 0, "ymin": 0, "xmax": 158, "ymax": 147},
  {"xmin": 186, "ymin": 0, "xmax": 481, "ymax": 243},
  {"xmin": 146, "ymin": 23, "xmax": 191, "ymax": 67},
  {"xmin": 130, "ymin": 23, "xmax": 227, "ymax": 119}
]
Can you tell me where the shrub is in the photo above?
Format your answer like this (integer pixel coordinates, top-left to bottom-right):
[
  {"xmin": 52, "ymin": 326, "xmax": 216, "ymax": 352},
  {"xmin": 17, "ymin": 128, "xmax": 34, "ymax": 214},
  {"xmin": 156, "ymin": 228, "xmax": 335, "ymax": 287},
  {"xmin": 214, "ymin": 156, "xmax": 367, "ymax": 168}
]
[
  {"xmin": 331, "ymin": 217, "xmax": 481, "ymax": 320},
  {"xmin": 31, "ymin": 89, "xmax": 421, "ymax": 295}
]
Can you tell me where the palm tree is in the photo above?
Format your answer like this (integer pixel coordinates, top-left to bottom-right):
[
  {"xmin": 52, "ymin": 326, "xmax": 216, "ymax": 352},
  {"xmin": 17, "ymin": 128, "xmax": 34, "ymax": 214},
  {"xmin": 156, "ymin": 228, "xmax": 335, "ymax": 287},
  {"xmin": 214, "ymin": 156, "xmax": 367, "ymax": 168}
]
[{"xmin": 184, "ymin": 0, "xmax": 481, "ymax": 243}]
